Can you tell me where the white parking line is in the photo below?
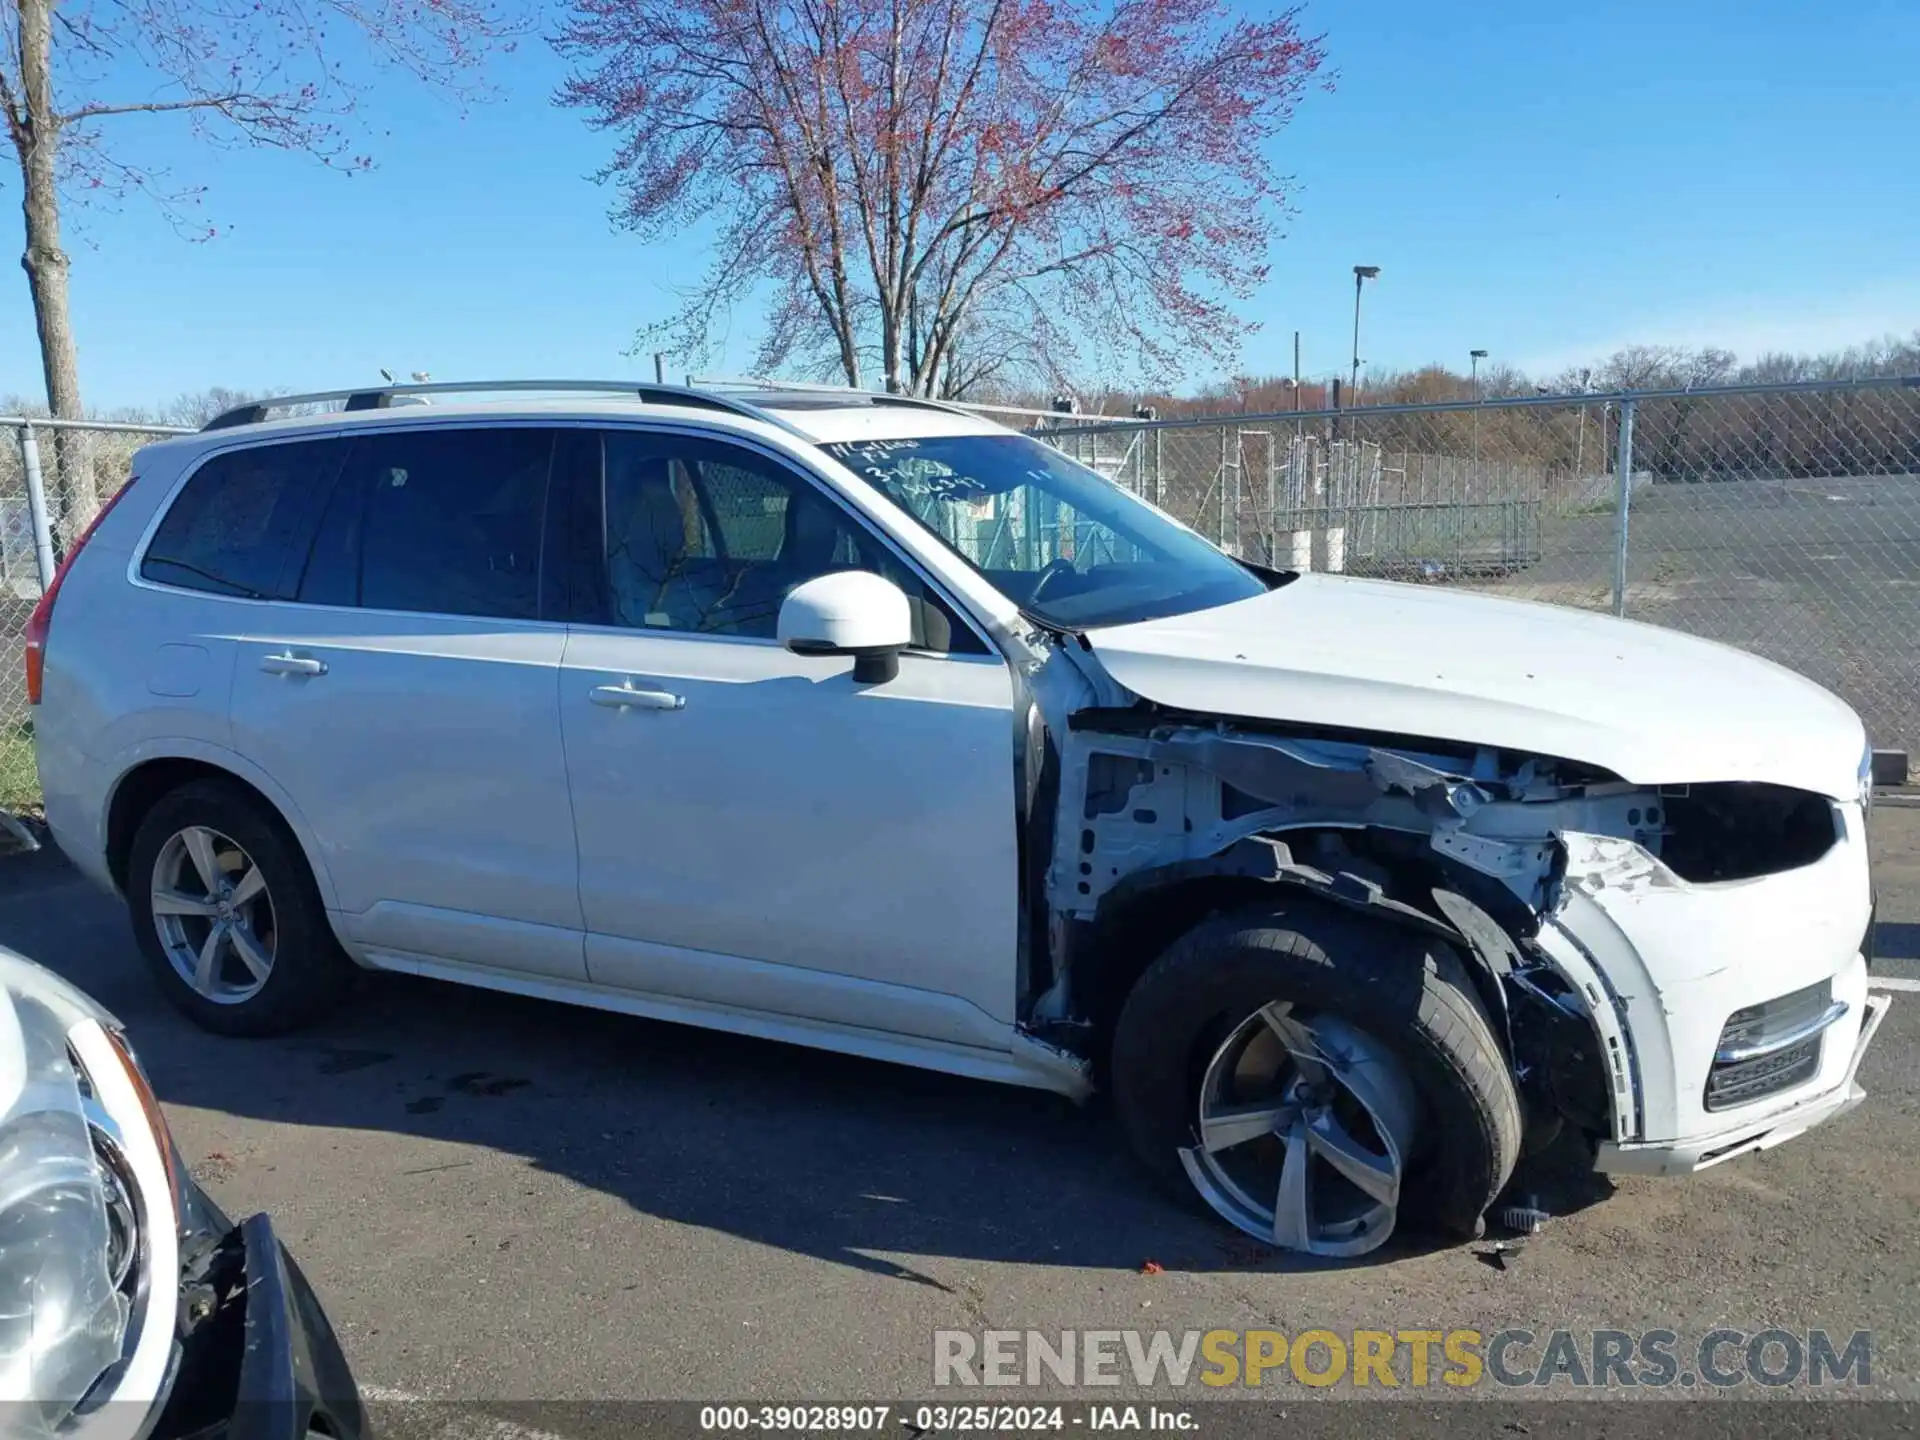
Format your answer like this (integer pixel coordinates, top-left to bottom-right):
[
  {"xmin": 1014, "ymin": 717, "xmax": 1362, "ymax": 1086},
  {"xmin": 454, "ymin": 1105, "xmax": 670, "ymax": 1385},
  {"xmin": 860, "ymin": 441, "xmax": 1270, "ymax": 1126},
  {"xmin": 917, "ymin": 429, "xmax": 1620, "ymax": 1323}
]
[
  {"xmin": 358, "ymin": 1386, "xmax": 576, "ymax": 1440},
  {"xmin": 1869, "ymin": 976, "xmax": 1920, "ymax": 992}
]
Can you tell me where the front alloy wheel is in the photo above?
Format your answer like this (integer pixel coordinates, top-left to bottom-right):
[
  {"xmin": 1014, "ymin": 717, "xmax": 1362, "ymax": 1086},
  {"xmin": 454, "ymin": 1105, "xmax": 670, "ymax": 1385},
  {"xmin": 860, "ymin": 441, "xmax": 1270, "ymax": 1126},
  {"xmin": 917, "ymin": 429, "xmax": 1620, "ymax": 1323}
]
[
  {"xmin": 1182, "ymin": 1002, "xmax": 1418, "ymax": 1257},
  {"xmin": 1110, "ymin": 903, "xmax": 1522, "ymax": 1260},
  {"xmin": 151, "ymin": 825, "xmax": 278, "ymax": 1005}
]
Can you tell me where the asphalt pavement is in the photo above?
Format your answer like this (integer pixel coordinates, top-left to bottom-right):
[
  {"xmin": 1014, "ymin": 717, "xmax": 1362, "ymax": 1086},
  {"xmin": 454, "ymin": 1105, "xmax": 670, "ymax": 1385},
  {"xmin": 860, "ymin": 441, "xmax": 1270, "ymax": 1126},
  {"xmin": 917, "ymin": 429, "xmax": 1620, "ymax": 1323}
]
[{"xmin": 0, "ymin": 810, "xmax": 1914, "ymax": 1422}]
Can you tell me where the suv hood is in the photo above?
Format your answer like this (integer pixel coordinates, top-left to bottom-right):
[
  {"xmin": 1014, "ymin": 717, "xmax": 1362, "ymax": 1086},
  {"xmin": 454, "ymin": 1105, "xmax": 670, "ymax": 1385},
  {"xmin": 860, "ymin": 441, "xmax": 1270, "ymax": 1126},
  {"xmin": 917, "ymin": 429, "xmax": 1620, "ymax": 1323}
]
[{"xmin": 1082, "ymin": 574, "xmax": 1866, "ymax": 800}]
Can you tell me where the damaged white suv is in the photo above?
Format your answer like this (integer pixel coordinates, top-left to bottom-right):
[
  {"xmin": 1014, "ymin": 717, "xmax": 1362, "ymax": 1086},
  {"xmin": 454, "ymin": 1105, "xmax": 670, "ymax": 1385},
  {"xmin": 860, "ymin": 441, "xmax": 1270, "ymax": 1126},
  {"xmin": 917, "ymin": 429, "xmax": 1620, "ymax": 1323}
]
[{"xmin": 32, "ymin": 380, "xmax": 1888, "ymax": 1257}]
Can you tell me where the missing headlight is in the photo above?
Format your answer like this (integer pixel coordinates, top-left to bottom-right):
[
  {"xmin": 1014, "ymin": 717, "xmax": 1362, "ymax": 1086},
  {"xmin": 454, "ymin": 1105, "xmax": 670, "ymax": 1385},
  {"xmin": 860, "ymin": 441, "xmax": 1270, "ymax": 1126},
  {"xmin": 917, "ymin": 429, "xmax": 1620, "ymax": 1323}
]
[{"xmin": 1657, "ymin": 783, "xmax": 1837, "ymax": 883}]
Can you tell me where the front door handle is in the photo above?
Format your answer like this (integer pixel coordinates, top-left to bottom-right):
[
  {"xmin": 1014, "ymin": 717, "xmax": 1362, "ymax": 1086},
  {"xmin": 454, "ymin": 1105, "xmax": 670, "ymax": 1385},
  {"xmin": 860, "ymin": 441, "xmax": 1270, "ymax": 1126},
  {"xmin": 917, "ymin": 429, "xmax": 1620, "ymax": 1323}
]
[
  {"xmin": 590, "ymin": 681, "xmax": 685, "ymax": 711},
  {"xmin": 259, "ymin": 651, "xmax": 327, "ymax": 677}
]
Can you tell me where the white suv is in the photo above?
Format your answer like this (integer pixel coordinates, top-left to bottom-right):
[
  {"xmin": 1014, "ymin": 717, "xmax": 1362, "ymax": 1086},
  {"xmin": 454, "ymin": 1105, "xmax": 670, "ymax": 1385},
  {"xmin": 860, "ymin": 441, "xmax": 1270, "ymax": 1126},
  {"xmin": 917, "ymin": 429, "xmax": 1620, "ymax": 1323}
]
[{"xmin": 30, "ymin": 380, "xmax": 1888, "ymax": 1257}]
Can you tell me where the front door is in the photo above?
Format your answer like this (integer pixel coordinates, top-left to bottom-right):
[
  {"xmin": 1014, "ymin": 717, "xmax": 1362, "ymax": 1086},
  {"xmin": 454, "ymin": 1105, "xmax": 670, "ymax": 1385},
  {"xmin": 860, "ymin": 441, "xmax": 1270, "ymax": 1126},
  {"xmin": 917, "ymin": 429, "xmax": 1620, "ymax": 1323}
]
[{"xmin": 557, "ymin": 427, "xmax": 1020, "ymax": 1047}]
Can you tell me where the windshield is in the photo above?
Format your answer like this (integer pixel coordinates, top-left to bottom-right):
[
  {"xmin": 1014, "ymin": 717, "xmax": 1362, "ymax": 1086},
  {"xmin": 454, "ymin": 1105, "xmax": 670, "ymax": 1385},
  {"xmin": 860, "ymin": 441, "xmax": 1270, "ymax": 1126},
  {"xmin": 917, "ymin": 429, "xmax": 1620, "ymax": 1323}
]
[{"xmin": 820, "ymin": 433, "xmax": 1269, "ymax": 629}]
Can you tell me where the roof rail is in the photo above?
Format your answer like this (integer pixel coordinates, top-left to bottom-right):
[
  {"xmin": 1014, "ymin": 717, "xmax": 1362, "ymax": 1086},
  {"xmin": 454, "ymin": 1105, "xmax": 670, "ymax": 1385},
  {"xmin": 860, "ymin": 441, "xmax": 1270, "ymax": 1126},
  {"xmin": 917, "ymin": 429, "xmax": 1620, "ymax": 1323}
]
[
  {"xmin": 689, "ymin": 375, "xmax": 851, "ymax": 391},
  {"xmin": 685, "ymin": 373, "xmax": 1128, "ymax": 423},
  {"xmin": 687, "ymin": 374, "xmax": 979, "ymax": 419},
  {"xmin": 199, "ymin": 379, "xmax": 809, "ymax": 436}
]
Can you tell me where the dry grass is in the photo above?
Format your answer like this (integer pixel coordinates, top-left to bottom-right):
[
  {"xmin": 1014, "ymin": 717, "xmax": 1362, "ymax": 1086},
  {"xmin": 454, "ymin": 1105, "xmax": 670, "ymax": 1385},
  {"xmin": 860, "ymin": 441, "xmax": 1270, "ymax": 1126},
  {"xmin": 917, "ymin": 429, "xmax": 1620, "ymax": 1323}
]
[{"xmin": 0, "ymin": 722, "xmax": 38, "ymax": 813}]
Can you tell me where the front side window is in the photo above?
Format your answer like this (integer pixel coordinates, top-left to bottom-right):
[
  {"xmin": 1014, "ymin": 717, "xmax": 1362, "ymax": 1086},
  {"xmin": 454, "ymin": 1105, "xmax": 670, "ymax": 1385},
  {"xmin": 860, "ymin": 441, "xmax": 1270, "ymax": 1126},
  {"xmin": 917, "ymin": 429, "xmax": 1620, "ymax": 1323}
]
[
  {"xmin": 296, "ymin": 427, "xmax": 555, "ymax": 620},
  {"xmin": 584, "ymin": 430, "xmax": 983, "ymax": 654},
  {"xmin": 142, "ymin": 440, "xmax": 348, "ymax": 598},
  {"xmin": 820, "ymin": 432, "xmax": 1270, "ymax": 629}
]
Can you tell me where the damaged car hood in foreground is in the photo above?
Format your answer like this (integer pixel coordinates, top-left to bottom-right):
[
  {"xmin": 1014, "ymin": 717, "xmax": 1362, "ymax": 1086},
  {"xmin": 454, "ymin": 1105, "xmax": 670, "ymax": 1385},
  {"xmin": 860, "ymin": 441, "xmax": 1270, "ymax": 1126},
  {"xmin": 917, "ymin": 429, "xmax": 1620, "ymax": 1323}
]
[{"xmin": 1082, "ymin": 574, "xmax": 1865, "ymax": 800}]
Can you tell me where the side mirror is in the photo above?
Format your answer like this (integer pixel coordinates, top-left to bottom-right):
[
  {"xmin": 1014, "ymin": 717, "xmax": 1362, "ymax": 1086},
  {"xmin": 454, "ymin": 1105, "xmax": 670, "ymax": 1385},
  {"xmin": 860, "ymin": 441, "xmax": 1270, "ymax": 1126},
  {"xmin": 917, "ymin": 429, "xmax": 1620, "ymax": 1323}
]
[{"xmin": 778, "ymin": 571, "xmax": 913, "ymax": 684}]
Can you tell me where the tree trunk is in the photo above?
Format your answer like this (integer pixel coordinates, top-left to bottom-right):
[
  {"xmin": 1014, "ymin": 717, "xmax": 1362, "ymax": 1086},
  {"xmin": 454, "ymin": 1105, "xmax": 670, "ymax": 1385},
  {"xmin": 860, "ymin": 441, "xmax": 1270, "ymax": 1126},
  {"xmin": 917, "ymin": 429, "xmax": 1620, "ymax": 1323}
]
[
  {"xmin": 834, "ymin": 318, "xmax": 861, "ymax": 390},
  {"xmin": 13, "ymin": 0, "xmax": 96, "ymax": 544},
  {"xmin": 880, "ymin": 305, "xmax": 903, "ymax": 394}
]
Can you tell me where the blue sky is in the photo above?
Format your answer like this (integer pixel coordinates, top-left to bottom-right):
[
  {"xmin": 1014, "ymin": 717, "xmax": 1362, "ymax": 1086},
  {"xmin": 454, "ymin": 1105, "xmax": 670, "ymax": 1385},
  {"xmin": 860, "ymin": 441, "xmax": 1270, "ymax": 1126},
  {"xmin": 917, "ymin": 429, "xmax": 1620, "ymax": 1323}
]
[{"xmin": 4, "ymin": 0, "xmax": 1917, "ymax": 410}]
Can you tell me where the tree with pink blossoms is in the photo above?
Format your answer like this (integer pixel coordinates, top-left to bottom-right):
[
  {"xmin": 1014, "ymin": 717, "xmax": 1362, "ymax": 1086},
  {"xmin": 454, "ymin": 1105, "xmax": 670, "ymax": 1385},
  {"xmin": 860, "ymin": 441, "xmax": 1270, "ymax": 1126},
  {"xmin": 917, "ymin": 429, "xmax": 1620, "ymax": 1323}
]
[{"xmin": 556, "ymin": 0, "xmax": 1326, "ymax": 394}]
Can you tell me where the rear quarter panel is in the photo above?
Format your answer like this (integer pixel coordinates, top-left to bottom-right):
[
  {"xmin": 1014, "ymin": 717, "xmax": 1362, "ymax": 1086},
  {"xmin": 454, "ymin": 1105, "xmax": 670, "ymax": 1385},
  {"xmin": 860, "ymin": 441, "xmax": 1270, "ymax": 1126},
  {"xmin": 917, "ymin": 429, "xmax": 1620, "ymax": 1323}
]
[{"xmin": 37, "ymin": 442, "xmax": 240, "ymax": 889}]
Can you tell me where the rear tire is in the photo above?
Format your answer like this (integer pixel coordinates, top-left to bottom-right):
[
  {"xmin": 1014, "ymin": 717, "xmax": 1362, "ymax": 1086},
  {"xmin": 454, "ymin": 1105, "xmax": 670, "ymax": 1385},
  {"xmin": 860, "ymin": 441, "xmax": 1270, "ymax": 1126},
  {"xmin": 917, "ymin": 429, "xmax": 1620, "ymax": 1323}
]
[
  {"xmin": 128, "ymin": 779, "xmax": 351, "ymax": 1036},
  {"xmin": 1111, "ymin": 899, "xmax": 1520, "ymax": 1256}
]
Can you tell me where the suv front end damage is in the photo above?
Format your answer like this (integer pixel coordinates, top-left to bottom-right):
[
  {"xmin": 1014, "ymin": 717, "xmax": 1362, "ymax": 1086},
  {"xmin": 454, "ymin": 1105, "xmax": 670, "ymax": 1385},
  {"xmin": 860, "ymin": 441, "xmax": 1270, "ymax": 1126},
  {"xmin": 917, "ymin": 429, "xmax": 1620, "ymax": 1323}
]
[
  {"xmin": 1022, "ymin": 640, "xmax": 1885, "ymax": 1199},
  {"xmin": 1545, "ymin": 808, "xmax": 1884, "ymax": 1176}
]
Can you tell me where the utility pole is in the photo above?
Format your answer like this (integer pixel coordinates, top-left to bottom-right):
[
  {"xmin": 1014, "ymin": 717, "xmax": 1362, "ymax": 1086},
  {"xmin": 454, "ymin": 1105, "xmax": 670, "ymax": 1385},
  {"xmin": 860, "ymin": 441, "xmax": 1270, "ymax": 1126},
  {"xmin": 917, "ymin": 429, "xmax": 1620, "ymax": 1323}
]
[
  {"xmin": 1350, "ymin": 265, "xmax": 1380, "ymax": 397},
  {"xmin": 1293, "ymin": 330, "xmax": 1302, "ymax": 412}
]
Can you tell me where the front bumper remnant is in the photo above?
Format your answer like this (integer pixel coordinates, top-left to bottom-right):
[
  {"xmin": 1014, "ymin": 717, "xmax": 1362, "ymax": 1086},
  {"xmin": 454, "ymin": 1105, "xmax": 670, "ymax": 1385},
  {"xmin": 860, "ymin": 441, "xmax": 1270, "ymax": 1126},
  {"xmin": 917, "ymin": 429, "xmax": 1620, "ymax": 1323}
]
[
  {"xmin": 1596, "ymin": 991, "xmax": 1888, "ymax": 1177},
  {"xmin": 152, "ymin": 1206, "xmax": 370, "ymax": 1440}
]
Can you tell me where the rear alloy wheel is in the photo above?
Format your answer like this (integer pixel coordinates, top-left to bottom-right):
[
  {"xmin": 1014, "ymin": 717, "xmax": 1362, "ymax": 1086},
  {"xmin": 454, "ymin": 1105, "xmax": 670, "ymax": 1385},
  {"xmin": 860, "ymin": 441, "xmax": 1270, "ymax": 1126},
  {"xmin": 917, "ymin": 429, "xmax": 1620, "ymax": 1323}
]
[
  {"xmin": 128, "ymin": 779, "xmax": 352, "ymax": 1035},
  {"xmin": 150, "ymin": 825, "xmax": 279, "ymax": 1005},
  {"xmin": 1184, "ymin": 1002, "xmax": 1418, "ymax": 1257}
]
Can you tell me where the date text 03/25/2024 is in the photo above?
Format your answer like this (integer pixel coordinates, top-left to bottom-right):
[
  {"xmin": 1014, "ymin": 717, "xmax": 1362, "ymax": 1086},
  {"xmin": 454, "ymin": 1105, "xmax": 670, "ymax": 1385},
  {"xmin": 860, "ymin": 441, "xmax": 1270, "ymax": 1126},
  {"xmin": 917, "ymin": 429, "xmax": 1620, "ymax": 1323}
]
[{"xmin": 698, "ymin": 1406, "xmax": 1195, "ymax": 1433}]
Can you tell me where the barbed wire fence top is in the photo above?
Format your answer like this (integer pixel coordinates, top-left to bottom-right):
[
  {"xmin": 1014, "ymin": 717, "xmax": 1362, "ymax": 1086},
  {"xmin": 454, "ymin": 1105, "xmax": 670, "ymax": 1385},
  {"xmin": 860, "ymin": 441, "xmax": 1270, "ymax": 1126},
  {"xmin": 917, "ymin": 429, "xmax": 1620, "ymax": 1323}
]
[{"xmin": 2, "ymin": 374, "xmax": 1915, "ymax": 808}]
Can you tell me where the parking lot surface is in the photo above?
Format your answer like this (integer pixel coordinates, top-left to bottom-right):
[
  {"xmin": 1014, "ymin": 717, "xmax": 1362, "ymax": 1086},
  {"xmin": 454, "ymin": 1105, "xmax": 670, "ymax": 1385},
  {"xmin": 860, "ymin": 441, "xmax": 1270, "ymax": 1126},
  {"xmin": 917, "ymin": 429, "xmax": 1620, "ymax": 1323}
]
[{"xmin": 1, "ymin": 808, "xmax": 1916, "ymax": 1415}]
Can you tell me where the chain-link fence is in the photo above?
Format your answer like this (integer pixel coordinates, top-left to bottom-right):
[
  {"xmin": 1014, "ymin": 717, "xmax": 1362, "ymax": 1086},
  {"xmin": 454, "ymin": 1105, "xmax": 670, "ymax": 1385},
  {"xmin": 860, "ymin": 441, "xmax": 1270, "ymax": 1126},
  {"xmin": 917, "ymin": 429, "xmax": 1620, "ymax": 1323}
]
[
  {"xmin": 2, "ymin": 376, "xmax": 1916, "ymax": 808},
  {"xmin": 1037, "ymin": 376, "xmax": 1920, "ymax": 760},
  {"xmin": 0, "ymin": 416, "xmax": 190, "ymax": 808}
]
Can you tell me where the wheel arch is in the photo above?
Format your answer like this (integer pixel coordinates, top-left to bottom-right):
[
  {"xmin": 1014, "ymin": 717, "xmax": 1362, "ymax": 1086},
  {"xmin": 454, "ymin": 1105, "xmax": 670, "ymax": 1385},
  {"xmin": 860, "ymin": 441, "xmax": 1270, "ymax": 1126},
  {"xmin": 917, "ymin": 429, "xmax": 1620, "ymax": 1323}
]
[
  {"xmin": 104, "ymin": 742, "xmax": 339, "ymax": 911},
  {"xmin": 1073, "ymin": 827, "xmax": 1520, "ymax": 1058}
]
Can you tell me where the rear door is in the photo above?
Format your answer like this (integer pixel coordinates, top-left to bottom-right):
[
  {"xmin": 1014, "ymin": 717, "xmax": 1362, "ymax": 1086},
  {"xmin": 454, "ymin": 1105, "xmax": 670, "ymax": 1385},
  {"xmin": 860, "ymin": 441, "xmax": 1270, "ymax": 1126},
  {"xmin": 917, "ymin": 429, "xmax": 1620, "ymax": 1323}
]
[{"xmin": 224, "ymin": 423, "xmax": 585, "ymax": 981}]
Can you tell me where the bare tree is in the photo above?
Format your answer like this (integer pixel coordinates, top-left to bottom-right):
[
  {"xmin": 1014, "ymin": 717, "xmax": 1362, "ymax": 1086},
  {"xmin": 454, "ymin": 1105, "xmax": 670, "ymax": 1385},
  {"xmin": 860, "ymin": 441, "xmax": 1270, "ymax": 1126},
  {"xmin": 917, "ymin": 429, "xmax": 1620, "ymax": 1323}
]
[
  {"xmin": 160, "ymin": 385, "xmax": 262, "ymax": 429},
  {"xmin": 1590, "ymin": 344, "xmax": 1735, "ymax": 393},
  {"xmin": 556, "ymin": 0, "xmax": 1326, "ymax": 394},
  {"xmin": 1, "ymin": 0, "xmax": 526, "ymax": 531}
]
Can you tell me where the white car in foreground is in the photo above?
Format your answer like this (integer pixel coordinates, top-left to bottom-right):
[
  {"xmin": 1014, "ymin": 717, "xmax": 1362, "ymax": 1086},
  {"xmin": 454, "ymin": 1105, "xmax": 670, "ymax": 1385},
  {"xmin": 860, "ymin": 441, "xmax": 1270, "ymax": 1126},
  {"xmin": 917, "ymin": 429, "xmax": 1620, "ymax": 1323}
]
[
  {"xmin": 0, "ymin": 943, "xmax": 367, "ymax": 1437},
  {"xmin": 30, "ymin": 379, "xmax": 1888, "ymax": 1257}
]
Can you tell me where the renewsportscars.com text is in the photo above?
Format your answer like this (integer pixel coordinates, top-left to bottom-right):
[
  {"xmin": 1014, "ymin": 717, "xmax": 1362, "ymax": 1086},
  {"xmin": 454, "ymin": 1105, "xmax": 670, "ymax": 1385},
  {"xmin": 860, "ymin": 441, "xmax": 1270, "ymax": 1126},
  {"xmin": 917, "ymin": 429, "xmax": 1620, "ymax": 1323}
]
[{"xmin": 932, "ymin": 1328, "xmax": 1873, "ymax": 1390}]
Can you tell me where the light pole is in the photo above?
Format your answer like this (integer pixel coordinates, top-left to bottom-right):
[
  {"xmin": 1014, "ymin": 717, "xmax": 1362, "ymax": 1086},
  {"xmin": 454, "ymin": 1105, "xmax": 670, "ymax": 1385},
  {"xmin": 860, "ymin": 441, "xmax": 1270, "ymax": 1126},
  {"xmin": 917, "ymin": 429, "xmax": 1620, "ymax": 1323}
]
[
  {"xmin": 1469, "ymin": 349, "xmax": 1488, "ymax": 469},
  {"xmin": 1350, "ymin": 265, "xmax": 1380, "ymax": 398}
]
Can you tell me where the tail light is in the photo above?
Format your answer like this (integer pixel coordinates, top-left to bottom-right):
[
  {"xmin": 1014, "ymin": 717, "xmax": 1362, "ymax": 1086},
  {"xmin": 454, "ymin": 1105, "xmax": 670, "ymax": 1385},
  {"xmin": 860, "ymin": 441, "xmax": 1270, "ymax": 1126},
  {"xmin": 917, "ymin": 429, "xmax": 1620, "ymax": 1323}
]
[{"xmin": 25, "ymin": 481, "xmax": 132, "ymax": 705}]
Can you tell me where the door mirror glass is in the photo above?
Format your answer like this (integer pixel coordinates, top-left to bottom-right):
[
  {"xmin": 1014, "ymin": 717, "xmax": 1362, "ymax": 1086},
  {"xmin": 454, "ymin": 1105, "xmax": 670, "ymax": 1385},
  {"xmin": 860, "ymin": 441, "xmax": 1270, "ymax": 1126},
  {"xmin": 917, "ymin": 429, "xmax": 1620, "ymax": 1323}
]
[{"xmin": 778, "ymin": 571, "xmax": 912, "ymax": 683}]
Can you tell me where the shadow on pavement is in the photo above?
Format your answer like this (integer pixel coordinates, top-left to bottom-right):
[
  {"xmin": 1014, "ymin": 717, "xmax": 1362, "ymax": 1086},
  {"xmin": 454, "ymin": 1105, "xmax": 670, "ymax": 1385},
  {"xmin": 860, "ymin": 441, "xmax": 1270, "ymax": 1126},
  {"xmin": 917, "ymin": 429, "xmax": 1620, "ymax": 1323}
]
[{"xmin": 0, "ymin": 843, "xmax": 1506, "ymax": 1282}]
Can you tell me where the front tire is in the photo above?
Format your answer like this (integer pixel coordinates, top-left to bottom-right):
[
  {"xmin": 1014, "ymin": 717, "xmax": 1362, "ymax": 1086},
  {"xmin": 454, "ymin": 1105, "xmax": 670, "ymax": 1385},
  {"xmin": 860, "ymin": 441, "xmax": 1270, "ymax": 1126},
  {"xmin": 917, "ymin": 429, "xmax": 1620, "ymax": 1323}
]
[
  {"xmin": 1111, "ymin": 900, "xmax": 1521, "ymax": 1258},
  {"xmin": 128, "ymin": 779, "xmax": 351, "ymax": 1036}
]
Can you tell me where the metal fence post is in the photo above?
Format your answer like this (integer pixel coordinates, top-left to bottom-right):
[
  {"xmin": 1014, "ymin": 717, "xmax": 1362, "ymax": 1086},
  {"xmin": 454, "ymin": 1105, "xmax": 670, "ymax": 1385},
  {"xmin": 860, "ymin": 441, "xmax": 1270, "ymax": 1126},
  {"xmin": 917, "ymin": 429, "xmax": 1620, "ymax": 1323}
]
[
  {"xmin": 1610, "ymin": 397, "xmax": 1637, "ymax": 617},
  {"xmin": 1227, "ymin": 425, "xmax": 1241, "ymax": 554},
  {"xmin": 1217, "ymin": 427, "xmax": 1229, "ymax": 548},
  {"xmin": 1266, "ymin": 435, "xmax": 1278, "ymax": 564},
  {"xmin": 19, "ymin": 424, "xmax": 57, "ymax": 591}
]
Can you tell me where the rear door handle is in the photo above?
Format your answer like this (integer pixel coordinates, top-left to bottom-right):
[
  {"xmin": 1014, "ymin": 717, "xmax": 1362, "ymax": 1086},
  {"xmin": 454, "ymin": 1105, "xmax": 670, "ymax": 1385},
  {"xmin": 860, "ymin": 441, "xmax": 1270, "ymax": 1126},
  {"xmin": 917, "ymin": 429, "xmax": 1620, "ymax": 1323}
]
[
  {"xmin": 259, "ymin": 651, "xmax": 327, "ymax": 677},
  {"xmin": 590, "ymin": 682, "xmax": 685, "ymax": 711}
]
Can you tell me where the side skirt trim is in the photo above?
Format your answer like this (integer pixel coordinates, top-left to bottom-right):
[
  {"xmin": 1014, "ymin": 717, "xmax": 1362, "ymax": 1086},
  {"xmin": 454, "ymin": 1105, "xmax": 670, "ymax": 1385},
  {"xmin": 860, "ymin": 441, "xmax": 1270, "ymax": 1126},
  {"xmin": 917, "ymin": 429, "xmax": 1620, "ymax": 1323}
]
[{"xmin": 355, "ymin": 947, "xmax": 1092, "ymax": 1099}]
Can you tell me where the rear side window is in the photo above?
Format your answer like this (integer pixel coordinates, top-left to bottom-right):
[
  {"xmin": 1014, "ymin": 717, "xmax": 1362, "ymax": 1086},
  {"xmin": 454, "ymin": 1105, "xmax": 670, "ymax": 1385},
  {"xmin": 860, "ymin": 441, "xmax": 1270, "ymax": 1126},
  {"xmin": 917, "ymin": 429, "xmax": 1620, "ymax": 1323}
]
[
  {"xmin": 141, "ymin": 440, "xmax": 346, "ymax": 598},
  {"xmin": 295, "ymin": 427, "xmax": 556, "ymax": 620}
]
